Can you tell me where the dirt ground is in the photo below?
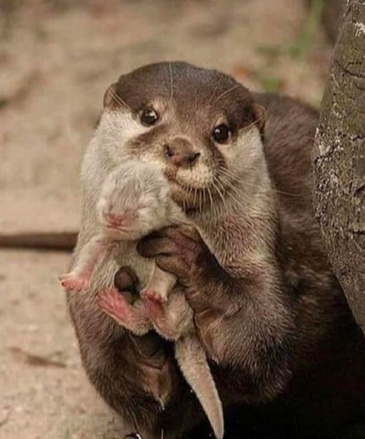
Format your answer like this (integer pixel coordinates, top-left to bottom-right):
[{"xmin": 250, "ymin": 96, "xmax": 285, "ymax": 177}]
[{"xmin": 0, "ymin": 1, "xmax": 333, "ymax": 438}]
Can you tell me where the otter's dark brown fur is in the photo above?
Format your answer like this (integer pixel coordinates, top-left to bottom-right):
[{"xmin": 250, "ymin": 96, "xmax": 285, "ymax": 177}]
[{"xmin": 63, "ymin": 63, "xmax": 365, "ymax": 439}]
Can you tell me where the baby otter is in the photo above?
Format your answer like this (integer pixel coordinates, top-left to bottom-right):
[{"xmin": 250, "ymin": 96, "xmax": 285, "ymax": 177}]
[
  {"xmin": 67, "ymin": 62, "xmax": 365, "ymax": 439},
  {"xmin": 59, "ymin": 161, "xmax": 180, "ymax": 305},
  {"xmin": 61, "ymin": 160, "xmax": 224, "ymax": 439}
]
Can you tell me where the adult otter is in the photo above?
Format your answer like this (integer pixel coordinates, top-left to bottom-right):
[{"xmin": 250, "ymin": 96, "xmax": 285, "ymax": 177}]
[{"xmin": 66, "ymin": 62, "xmax": 365, "ymax": 439}]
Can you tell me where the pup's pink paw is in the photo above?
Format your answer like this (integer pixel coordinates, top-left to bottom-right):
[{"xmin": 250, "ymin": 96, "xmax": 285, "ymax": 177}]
[
  {"xmin": 143, "ymin": 295, "xmax": 165, "ymax": 321},
  {"xmin": 59, "ymin": 273, "xmax": 89, "ymax": 291},
  {"xmin": 98, "ymin": 288, "xmax": 151, "ymax": 335},
  {"xmin": 141, "ymin": 288, "xmax": 166, "ymax": 304},
  {"xmin": 97, "ymin": 287, "xmax": 130, "ymax": 322}
]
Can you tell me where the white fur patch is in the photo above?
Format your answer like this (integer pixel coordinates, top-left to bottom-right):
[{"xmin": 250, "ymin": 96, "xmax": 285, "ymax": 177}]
[
  {"xmin": 222, "ymin": 127, "xmax": 264, "ymax": 173},
  {"xmin": 93, "ymin": 110, "xmax": 145, "ymax": 162}
]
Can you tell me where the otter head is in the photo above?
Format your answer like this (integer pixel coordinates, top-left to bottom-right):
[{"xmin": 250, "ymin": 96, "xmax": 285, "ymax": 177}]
[
  {"xmin": 96, "ymin": 62, "xmax": 266, "ymax": 215},
  {"xmin": 97, "ymin": 161, "xmax": 172, "ymax": 241}
]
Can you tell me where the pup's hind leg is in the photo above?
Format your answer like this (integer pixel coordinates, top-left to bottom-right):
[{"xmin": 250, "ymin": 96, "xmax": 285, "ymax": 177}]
[
  {"xmin": 144, "ymin": 290, "xmax": 192, "ymax": 340},
  {"xmin": 97, "ymin": 287, "xmax": 151, "ymax": 336},
  {"xmin": 141, "ymin": 265, "xmax": 176, "ymax": 304}
]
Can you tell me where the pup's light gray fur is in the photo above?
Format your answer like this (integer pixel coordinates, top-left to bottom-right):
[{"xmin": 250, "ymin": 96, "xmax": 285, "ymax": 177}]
[{"xmin": 62, "ymin": 160, "xmax": 224, "ymax": 439}]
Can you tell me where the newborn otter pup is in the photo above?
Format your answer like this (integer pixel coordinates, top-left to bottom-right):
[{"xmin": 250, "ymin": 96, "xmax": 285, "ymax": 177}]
[
  {"xmin": 61, "ymin": 161, "xmax": 224, "ymax": 439},
  {"xmin": 60, "ymin": 161, "xmax": 179, "ymax": 311}
]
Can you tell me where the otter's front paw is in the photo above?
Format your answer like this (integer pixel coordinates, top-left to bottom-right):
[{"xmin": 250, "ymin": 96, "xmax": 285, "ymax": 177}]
[{"xmin": 138, "ymin": 225, "xmax": 213, "ymax": 286}]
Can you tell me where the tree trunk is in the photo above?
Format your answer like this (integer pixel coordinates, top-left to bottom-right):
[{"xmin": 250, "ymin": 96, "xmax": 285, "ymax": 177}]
[{"xmin": 313, "ymin": 0, "xmax": 365, "ymax": 333}]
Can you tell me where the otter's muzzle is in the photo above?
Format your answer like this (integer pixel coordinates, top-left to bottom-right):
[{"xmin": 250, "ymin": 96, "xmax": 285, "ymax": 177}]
[{"xmin": 164, "ymin": 137, "xmax": 200, "ymax": 169}]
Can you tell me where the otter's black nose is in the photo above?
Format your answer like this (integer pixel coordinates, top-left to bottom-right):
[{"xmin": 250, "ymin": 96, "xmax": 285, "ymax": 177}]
[{"xmin": 164, "ymin": 138, "xmax": 201, "ymax": 169}]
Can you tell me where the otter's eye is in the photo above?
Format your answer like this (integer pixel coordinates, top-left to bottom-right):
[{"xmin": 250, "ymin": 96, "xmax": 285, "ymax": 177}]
[
  {"xmin": 140, "ymin": 108, "xmax": 159, "ymax": 126},
  {"xmin": 212, "ymin": 124, "xmax": 232, "ymax": 144}
]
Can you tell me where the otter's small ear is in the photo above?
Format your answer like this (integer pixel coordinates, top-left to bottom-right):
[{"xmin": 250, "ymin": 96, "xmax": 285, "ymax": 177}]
[
  {"xmin": 253, "ymin": 104, "xmax": 266, "ymax": 135},
  {"xmin": 103, "ymin": 83, "xmax": 118, "ymax": 108}
]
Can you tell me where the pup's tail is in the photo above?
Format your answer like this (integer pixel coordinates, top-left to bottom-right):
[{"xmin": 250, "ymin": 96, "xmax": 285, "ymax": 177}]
[{"xmin": 175, "ymin": 335, "xmax": 224, "ymax": 439}]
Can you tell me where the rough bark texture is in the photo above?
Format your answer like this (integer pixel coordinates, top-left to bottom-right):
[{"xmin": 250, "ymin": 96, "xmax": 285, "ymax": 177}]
[{"xmin": 314, "ymin": 0, "xmax": 365, "ymax": 333}]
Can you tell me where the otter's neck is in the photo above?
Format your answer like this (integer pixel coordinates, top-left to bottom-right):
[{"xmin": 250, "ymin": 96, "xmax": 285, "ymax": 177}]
[{"xmin": 192, "ymin": 162, "xmax": 277, "ymax": 269}]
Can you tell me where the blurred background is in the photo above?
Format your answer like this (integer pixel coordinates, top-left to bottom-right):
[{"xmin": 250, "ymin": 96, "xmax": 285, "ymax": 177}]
[{"xmin": 0, "ymin": 1, "xmax": 344, "ymax": 438}]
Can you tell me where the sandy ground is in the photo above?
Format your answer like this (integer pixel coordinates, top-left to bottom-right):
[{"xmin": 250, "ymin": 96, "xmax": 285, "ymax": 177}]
[{"xmin": 0, "ymin": 1, "xmax": 333, "ymax": 438}]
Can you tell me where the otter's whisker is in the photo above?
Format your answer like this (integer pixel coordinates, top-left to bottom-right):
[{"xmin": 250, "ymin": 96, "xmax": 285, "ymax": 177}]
[
  {"xmin": 207, "ymin": 185, "xmax": 217, "ymax": 218},
  {"xmin": 207, "ymin": 74, "xmax": 225, "ymax": 105},
  {"xmin": 220, "ymin": 167, "xmax": 299, "ymax": 198},
  {"xmin": 193, "ymin": 187, "xmax": 198, "ymax": 207},
  {"xmin": 240, "ymin": 117, "xmax": 265, "ymax": 135},
  {"xmin": 220, "ymin": 175, "xmax": 243, "ymax": 199},
  {"xmin": 218, "ymin": 174, "xmax": 247, "ymax": 209},
  {"xmin": 212, "ymin": 178, "xmax": 228, "ymax": 212},
  {"xmin": 213, "ymin": 84, "xmax": 241, "ymax": 105},
  {"xmin": 202, "ymin": 186, "xmax": 207, "ymax": 212},
  {"xmin": 109, "ymin": 89, "xmax": 132, "ymax": 111},
  {"xmin": 169, "ymin": 62, "xmax": 174, "ymax": 99},
  {"xmin": 187, "ymin": 181, "xmax": 193, "ymax": 202}
]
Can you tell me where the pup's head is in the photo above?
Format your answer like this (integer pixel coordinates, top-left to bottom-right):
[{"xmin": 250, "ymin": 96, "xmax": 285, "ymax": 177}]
[
  {"xmin": 97, "ymin": 161, "xmax": 171, "ymax": 240},
  {"xmin": 97, "ymin": 62, "xmax": 266, "ymax": 213}
]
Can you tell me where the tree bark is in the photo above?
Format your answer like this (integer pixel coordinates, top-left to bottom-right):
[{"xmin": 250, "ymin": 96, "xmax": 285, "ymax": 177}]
[{"xmin": 313, "ymin": 0, "xmax": 365, "ymax": 333}]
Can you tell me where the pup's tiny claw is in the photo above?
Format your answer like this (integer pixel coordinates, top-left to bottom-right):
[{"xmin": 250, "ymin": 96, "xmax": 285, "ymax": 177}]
[
  {"xmin": 141, "ymin": 289, "xmax": 166, "ymax": 304},
  {"xmin": 59, "ymin": 273, "xmax": 89, "ymax": 291}
]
